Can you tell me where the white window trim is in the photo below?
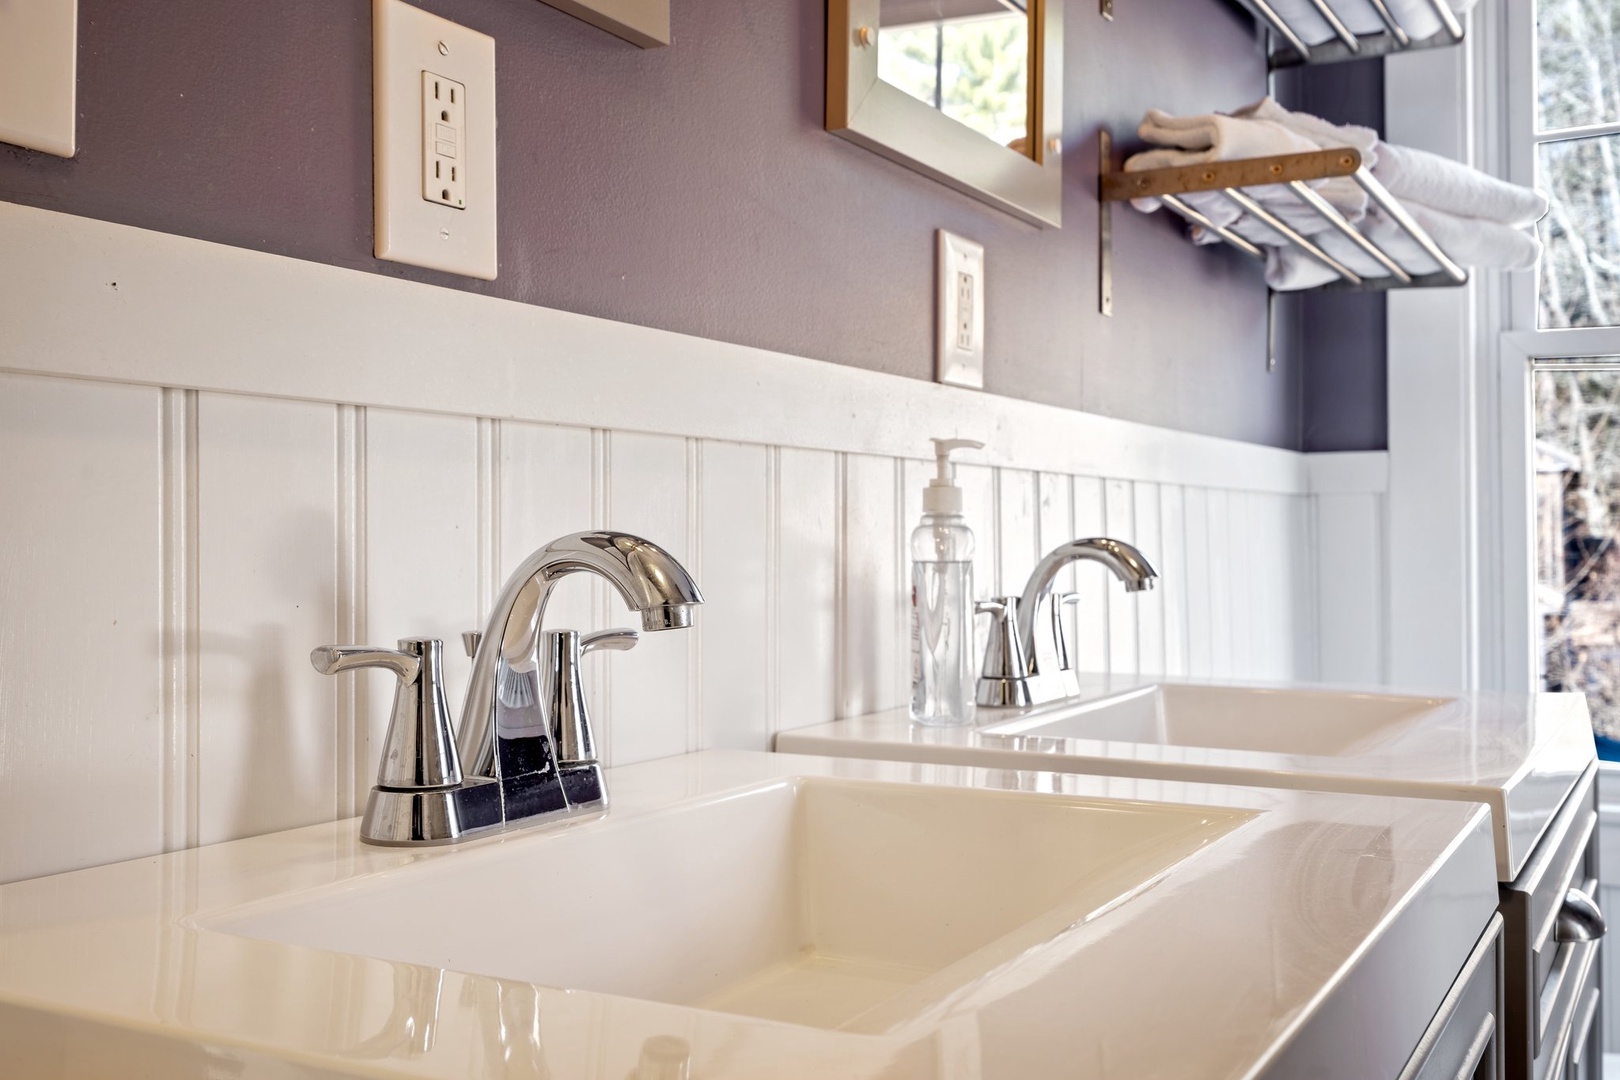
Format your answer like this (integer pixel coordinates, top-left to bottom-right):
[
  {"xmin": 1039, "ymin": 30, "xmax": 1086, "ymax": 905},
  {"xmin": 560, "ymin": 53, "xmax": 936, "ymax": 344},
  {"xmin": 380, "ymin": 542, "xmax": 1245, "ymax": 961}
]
[{"xmin": 1468, "ymin": 0, "xmax": 1620, "ymax": 696}]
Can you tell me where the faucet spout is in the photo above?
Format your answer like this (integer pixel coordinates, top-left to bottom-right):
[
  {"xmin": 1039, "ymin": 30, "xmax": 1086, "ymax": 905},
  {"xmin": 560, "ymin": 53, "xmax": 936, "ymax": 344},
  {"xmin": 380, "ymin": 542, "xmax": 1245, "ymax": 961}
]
[
  {"xmin": 1016, "ymin": 538, "xmax": 1156, "ymax": 684},
  {"xmin": 458, "ymin": 531, "xmax": 703, "ymax": 776}
]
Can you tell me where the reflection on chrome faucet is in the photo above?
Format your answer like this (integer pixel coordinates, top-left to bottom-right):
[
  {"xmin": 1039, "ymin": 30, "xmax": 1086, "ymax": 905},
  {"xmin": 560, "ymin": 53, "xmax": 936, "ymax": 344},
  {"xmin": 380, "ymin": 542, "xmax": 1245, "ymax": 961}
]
[
  {"xmin": 975, "ymin": 538, "xmax": 1157, "ymax": 709},
  {"xmin": 310, "ymin": 531, "xmax": 703, "ymax": 845}
]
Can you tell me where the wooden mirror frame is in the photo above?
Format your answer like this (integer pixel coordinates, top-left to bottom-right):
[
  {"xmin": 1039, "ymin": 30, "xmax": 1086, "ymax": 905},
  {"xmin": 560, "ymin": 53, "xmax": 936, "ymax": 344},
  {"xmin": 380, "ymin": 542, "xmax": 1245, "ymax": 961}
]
[
  {"xmin": 826, "ymin": 0, "xmax": 1063, "ymax": 227},
  {"xmin": 540, "ymin": 0, "xmax": 668, "ymax": 48}
]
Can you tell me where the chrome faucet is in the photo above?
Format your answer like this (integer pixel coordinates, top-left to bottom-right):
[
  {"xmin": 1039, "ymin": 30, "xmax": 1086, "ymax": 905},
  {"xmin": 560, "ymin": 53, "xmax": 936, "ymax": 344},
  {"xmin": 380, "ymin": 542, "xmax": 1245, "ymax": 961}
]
[
  {"xmin": 312, "ymin": 531, "xmax": 702, "ymax": 845},
  {"xmin": 976, "ymin": 537, "xmax": 1156, "ymax": 708}
]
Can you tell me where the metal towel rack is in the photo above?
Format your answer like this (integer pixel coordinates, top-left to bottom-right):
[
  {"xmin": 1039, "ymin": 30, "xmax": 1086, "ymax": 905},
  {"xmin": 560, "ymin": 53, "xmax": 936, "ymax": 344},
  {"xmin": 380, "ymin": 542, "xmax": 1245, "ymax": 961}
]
[
  {"xmin": 1096, "ymin": 142, "xmax": 1467, "ymax": 310},
  {"xmin": 1237, "ymin": 0, "xmax": 1464, "ymax": 68}
]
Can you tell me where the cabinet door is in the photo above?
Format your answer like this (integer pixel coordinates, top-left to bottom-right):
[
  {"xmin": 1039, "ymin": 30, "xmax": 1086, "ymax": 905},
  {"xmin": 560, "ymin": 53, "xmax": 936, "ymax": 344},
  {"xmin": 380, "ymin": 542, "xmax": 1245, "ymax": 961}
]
[{"xmin": 1399, "ymin": 913, "xmax": 1504, "ymax": 1080}]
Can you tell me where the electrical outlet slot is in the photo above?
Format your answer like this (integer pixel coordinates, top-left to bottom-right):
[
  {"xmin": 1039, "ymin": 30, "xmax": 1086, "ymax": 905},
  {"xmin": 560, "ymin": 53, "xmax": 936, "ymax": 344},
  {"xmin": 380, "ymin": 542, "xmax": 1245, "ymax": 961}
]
[
  {"xmin": 422, "ymin": 70, "xmax": 467, "ymax": 210},
  {"xmin": 955, "ymin": 272, "xmax": 975, "ymax": 350}
]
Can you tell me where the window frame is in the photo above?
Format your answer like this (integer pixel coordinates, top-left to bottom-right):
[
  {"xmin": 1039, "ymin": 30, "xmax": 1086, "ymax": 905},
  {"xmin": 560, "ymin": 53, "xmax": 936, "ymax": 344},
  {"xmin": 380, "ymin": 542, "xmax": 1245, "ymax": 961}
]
[{"xmin": 1487, "ymin": 0, "xmax": 1620, "ymax": 692}]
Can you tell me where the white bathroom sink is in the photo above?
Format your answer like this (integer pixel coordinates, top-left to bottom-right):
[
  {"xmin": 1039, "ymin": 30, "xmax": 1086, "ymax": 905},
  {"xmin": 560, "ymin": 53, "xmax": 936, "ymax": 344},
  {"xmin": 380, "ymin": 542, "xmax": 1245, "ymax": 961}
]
[
  {"xmin": 0, "ymin": 750, "xmax": 1500, "ymax": 1079},
  {"xmin": 980, "ymin": 683, "xmax": 1448, "ymax": 756},
  {"xmin": 211, "ymin": 775, "xmax": 1245, "ymax": 1032},
  {"xmin": 776, "ymin": 677, "xmax": 1598, "ymax": 881}
]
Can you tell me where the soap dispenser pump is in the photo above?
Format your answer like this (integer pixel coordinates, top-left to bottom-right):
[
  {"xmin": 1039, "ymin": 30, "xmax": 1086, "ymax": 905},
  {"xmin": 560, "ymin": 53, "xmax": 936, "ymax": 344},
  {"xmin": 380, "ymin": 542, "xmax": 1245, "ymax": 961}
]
[{"xmin": 910, "ymin": 437, "xmax": 983, "ymax": 726}]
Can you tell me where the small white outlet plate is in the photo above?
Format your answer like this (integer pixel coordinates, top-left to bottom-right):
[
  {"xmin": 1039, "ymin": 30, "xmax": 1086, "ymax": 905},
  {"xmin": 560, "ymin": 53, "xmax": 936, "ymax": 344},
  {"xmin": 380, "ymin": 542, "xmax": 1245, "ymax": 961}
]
[
  {"xmin": 374, "ymin": 0, "xmax": 496, "ymax": 279},
  {"xmin": 936, "ymin": 230, "xmax": 985, "ymax": 389},
  {"xmin": 422, "ymin": 72, "xmax": 467, "ymax": 209},
  {"xmin": 0, "ymin": 0, "xmax": 77, "ymax": 157}
]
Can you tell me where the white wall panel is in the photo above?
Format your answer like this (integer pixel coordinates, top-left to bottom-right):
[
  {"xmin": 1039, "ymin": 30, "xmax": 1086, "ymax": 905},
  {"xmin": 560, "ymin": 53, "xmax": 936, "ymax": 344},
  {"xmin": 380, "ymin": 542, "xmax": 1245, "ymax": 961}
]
[
  {"xmin": 0, "ymin": 375, "xmax": 164, "ymax": 883},
  {"xmin": 1183, "ymin": 486, "xmax": 1213, "ymax": 680},
  {"xmin": 364, "ymin": 409, "xmax": 479, "ymax": 783},
  {"xmin": 1036, "ymin": 472, "xmax": 1077, "ymax": 675},
  {"xmin": 498, "ymin": 420, "xmax": 597, "ymax": 634},
  {"xmin": 697, "ymin": 441, "xmax": 770, "ymax": 751},
  {"xmin": 1206, "ymin": 489, "xmax": 1234, "ymax": 679},
  {"xmin": 997, "ymin": 469, "xmax": 1039, "ymax": 604},
  {"xmin": 1104, "ymin": 479, "xmax": 1138, "ymax": 676},
  {"xmin": 603, "ymin": 432, "xmax": 693, "ymax": 765},
  {"xmin": 1159, "ymin": 485, "xmax": 1189, "ymax": 677},
  {"xmin": 776, "ymin": 448, "xmax": 839, "ymax": 733},
  {"xmin": 1316, "ymin": 493, "xmax": 1386, "ymax": 685},
  {"xmin": 196, "ymin": 393, "xmax": 338, "ymax": 846},
  {"xmin": 1133, "ymin": 482, "xmax": 1166, "ymax": 676},
  {"xmin": 841, "ymin": 454, "xmax": 901, "ymax": 719},
  {"xmin": 1071, "ymin": 477, "xmax": 1110, "ymax": 673}
]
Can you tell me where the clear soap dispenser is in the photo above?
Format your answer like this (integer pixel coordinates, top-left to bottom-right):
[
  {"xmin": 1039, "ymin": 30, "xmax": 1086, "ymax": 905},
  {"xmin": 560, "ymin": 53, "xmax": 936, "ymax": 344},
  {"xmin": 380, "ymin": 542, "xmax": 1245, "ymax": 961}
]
[{"xmin": 910, "ymin": 437, "xmax": 984, "ymax": 726}]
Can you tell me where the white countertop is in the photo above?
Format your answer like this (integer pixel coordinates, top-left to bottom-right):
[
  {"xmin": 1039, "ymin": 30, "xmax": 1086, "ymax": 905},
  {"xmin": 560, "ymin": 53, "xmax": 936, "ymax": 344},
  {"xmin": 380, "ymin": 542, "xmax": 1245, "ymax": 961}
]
[
  {"xmin": 777, "ymin": 676, "xmax": 1597, "ymax": 882},
  {"xmin": 0, "ymin": 750, "xmax": 1497, "ymax": 1080}
]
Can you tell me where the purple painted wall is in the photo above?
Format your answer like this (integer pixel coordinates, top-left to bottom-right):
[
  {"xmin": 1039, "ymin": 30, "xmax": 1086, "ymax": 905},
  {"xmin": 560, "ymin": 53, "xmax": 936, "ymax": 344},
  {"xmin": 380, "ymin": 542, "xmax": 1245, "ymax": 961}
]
[
  {"xmin": 1280, "ymin": 59, "xmax": 1389, "ymax": 453},
  {"xmin": 0, "ymin": 0, "xmax": 1309, "ymax": 447}
]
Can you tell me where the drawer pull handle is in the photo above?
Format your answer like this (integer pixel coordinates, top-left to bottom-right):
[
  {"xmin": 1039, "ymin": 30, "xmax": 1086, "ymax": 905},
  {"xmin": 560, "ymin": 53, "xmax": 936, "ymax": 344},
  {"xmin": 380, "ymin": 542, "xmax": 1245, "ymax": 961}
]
[{"xmin": 1555, "ymin": 887, "xmax": 1606, "ymax": 943}]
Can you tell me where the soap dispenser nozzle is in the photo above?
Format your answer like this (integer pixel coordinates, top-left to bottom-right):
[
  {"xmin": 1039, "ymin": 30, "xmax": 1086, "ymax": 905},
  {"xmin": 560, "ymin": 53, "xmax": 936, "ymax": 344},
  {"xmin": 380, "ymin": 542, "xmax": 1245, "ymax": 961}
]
[{"xmin": 924, "ymin": 437, "xmax": 984, "ymax": 515}]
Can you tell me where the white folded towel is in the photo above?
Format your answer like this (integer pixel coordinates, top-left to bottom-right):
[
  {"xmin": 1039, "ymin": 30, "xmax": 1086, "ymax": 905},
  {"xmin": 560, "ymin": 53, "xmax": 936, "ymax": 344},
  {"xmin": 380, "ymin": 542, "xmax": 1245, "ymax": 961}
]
[
  {"xmin": 1232, "ymin": 97, "xmax": 1379, "ymax": 161},
  {"xmin": 1127, "ymin": 108, "xmax": 1368, "ymax": 223},
  {"xmin": 1373, "ymin": 143, "xmax": 1549, "ymax": 227},
  {"xmin": 1254, "ymin": 0, "xmax": 1477, "ymax": 47}
]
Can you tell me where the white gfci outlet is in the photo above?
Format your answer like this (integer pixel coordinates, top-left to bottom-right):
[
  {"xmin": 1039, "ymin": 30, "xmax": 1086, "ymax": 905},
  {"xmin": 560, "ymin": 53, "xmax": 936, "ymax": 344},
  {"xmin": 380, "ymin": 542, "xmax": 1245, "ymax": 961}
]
[
  {"xmin": 422, "ymin": 71, "xmax": 467, "ymax": 209},
  {"xmin": 374, "ymin": 0, "xmax": 496, "ymax": 279},
  {"xmin": 936, "ymin": 230, "xmax": 985, "ymax": 389}
]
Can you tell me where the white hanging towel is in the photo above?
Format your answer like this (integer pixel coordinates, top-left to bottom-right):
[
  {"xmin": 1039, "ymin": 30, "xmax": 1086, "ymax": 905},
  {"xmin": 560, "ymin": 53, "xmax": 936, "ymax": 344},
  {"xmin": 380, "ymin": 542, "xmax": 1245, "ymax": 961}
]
[
  {"xmin": 1265, "ymin": 204, "xmax": 1542, "ymax": 290},
  {"xmin": 1372, "ymin": 143, "xmax": 1549, "ymax": 226}
]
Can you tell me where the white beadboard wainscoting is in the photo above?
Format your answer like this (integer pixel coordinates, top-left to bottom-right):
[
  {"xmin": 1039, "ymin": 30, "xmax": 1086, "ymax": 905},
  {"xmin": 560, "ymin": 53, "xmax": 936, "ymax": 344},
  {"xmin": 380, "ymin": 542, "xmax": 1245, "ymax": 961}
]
[{"xmin": 0, "ymin": 202, "xmax": 1383, "ymax": 883}]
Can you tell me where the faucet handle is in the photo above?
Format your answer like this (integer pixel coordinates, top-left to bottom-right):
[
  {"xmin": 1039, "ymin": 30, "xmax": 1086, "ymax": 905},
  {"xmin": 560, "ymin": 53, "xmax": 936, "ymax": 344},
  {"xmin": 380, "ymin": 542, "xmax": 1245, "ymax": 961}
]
[
  {"xmin": 310, "ymin": 638, "xmax": 464, "ymax": 790},
  {"xmin": 1051, "ymin": 592, "xmax": 1082, "ymax": 672},
  {"xmin": 312, "ymin": 644, "xmax": 420, "ymax": 681},
  {"xmin": 543, "ymin": 628, "xmax": 634, "ymax": 766},
  {"xmin": 461, "ymin": 631, "xmax": 482, "ymax": 659},
  {"xmin": 581, "ymin": 627, "xmax": 638, "ymax": 655},
  {"xmin": 974, "ymin": 597, "xmax": 1036, "ymax": 708}
]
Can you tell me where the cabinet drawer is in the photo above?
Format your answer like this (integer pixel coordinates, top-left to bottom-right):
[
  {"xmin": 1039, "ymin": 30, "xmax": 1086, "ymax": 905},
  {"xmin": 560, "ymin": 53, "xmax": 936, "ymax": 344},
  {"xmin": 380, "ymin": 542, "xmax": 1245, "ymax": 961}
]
[
  {"xmin": 1501, "ymin": 763, "xmax": 1603, "ymax": 1080},
  {"xmin": 1400, "ymin": 913, "xmax": 1504, "ymax": 1080}
]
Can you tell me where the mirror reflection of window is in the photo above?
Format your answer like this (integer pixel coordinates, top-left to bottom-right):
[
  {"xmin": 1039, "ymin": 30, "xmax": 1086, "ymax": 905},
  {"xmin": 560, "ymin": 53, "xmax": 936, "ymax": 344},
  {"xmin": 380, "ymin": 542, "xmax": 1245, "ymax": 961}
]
[{"xmin": 877, "ymin": 0, "xmax": 1030, "ymax": 153}]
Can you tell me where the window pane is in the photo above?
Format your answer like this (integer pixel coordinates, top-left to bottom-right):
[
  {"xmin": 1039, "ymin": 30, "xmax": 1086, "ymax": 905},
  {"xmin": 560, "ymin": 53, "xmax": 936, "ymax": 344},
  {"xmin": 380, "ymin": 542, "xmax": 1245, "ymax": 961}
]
[
  {"xmin": 1538, "ymin": 0, "xmax": 1620, "ymax": 132},
  {"xmin": 1538, "ymin": 135, "xmax": 1620, "ymax": 327},
  {"xmin": 1536, "ymin": 363, "xmax": 1620, "ymax": 744},
  {"xmin": 878, "ymin": 14, "xmax": 1028, "ymax": 150}
]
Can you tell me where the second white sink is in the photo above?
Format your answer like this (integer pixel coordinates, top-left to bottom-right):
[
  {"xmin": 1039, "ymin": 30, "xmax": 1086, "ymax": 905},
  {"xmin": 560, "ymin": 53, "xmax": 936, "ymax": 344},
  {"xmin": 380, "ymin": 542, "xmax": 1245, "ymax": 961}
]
[
  {"xmin": 982, "ymin": 683, "xmax": 1449, "ymax": 756},
  {"xmin": 210, "ymin": 775, "xmax": 1248, "ymax": 1033}
]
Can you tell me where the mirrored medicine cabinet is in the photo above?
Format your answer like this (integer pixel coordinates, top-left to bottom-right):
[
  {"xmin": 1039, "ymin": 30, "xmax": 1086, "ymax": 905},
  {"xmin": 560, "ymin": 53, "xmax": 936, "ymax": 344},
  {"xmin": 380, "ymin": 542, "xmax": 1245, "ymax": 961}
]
[{"xmin": 826, "ymin": 0, "xmax": 1064, "ymax": 227}]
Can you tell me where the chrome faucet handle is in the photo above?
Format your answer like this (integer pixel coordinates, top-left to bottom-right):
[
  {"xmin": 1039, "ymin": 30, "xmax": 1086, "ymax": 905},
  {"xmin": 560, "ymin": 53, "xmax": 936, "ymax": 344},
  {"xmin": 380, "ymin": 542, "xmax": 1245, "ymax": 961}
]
[
  {"xmin": 461, "ymin": 631, "xmax": 482, "ymax": 659},
  {"xmin": 1050, "ymin": 592, "xmax": 1082, "ymax": 672},
  {"xmin": 311, "ymin": 639, "xmax": 464, "ymax": 790},
  {"xmin": 975, "ymin": 597, "xmax": 1037, "ymax": 708},
  {"xmin": 544, "ymin": 628, "xmax": 638, "ymax": 766},
  {"xmin": 582, "ymin": 628, "xmax": 638, "ymax": 655},
  {"xmin": 311, "ymin": 638, "xmax": 494, "ymax": 846},
  {"xmin": 312, "ymin": 644, "xmax": 420, "ymax": 682}
]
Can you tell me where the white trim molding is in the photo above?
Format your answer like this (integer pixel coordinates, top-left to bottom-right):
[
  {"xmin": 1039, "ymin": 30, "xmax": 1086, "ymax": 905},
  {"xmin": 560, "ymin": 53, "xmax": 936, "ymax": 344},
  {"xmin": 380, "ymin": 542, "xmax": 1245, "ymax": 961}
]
[{"xmin": 0, "ymin": 201, "xmax": 1307, "ymax": 494}]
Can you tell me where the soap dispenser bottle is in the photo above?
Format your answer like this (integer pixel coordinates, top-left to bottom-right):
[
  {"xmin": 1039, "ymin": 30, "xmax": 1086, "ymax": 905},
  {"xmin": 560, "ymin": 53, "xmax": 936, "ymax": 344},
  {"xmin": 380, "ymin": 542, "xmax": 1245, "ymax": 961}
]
[{"xmin": 910, "ymin": 437, "xmax": 984, "ymax": 726}]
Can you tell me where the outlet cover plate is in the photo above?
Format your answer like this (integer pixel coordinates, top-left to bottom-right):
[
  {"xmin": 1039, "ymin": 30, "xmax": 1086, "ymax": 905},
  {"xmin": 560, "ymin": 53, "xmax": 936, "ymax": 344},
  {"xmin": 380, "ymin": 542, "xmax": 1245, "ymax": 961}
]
[
  {"xmin": 374, "ymin": 0, "xmax": 497, "ymax": 279},
  {"xmin": 936, "ymin": 230, "xmax": 985, "ymax": 389},
  {"xmin": 0, "ymin": 0, "xmax": 77, "ymax": 158}
]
